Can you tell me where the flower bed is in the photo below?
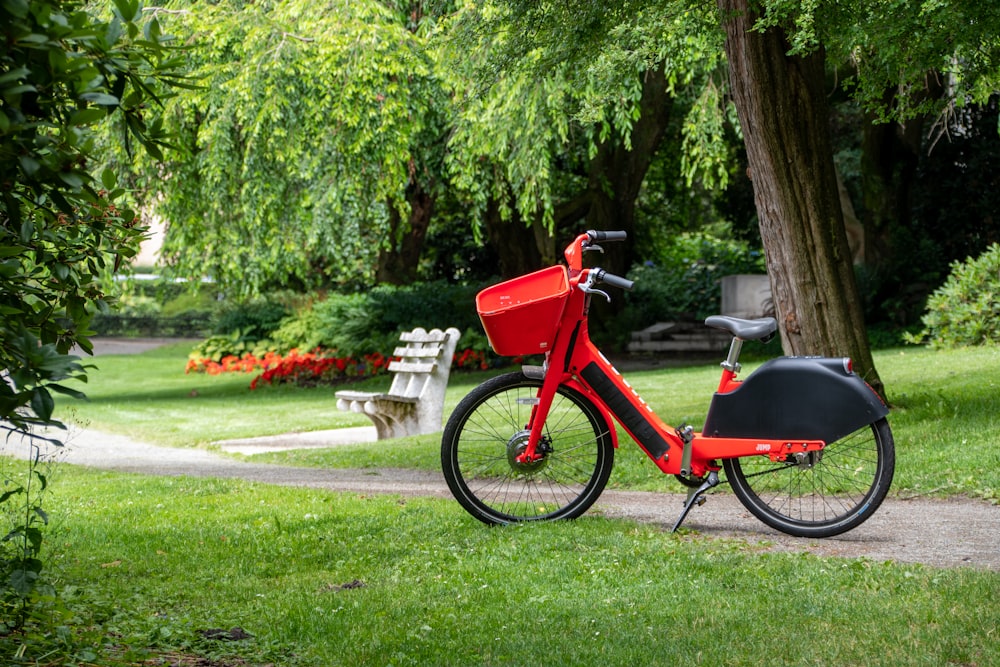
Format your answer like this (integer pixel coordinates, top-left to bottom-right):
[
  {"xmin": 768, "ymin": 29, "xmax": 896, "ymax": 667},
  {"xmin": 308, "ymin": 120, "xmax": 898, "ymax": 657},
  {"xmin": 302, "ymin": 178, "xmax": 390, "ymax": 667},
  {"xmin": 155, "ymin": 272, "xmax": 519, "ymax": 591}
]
[{"xmin": 185, "ymin": 346, "xmax": 517, "ymax": 389}]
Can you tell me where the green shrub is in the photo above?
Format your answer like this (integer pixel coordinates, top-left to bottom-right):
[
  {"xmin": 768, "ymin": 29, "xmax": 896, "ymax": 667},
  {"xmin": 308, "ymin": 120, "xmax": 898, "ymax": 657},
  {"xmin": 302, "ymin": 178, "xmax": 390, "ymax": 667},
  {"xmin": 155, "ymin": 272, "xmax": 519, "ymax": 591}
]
[
  {"xmin": 190, "ymin": 330, "xmax": 262, "ymax": 362},
  {"xmin": 213, "ymin": 300, "xmax": 290, "ymax": 340},
  {"xmin": 270, "ymin": 283, "xmax": 485, "ymax": 357},
  {"xmin": 908, "ymin": 243, "xmax": 1000, "ymax": 348},
  {"xmin": 113, "ymin": 293, "xmax": 162, "ymax": 318},
  {"xmin": 622, "ymin": 232, "xmax": 766, "ymax": 332}
]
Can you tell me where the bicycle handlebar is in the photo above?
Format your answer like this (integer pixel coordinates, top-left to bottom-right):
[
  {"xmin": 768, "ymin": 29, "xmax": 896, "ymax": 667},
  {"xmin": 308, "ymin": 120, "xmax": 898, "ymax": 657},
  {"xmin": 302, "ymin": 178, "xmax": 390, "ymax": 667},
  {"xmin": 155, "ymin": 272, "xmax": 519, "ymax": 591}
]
[
  {"xmin": 587, "ymin": 230, "xmax": 628, "ymax": 243},
  {"xmin": 592, "ymin": 268, "xmax": 634, "ymax": 291},
  {"xmin": 566, "ymin": 230, "xmax": 629, "ymax": 272}
]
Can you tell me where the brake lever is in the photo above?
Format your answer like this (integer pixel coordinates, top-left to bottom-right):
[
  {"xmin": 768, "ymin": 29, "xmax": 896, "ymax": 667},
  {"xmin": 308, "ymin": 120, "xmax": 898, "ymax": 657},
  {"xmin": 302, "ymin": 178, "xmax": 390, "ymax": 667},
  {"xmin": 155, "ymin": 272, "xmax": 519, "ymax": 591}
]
[
  {"xmin": 583, "ymin": 243, "xmax": 604, "ymax": 254},
  {"xmin": 577, "ymin": 271, "xmax": 611, "ymax": 302}
]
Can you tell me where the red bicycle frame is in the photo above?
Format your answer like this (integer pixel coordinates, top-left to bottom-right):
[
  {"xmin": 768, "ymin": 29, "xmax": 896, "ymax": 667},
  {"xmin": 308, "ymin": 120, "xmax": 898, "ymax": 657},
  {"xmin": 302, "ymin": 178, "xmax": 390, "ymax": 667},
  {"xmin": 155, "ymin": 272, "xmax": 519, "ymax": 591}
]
[{"xmin": 516, "ymin": 233, "xmax": 826, "ymax": 479}]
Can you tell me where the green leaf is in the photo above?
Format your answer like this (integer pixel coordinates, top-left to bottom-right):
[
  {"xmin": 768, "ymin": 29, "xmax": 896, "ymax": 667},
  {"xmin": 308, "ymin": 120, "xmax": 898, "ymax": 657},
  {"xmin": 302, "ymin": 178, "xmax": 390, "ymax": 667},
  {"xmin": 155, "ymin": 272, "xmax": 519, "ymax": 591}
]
[
  {"xmin": 101, "ymin": 168, "xmax": 118, "ymax": 191},
  {"xmin": 19, "ymin": 219, "xmax": 34, "ymax": 244},
  {"xmin": 9, "ymin": 567, "xmax": 39, "ymax": 597},
  {"xmin": 16, "ymin": 34, "xmax": 49, "ymax": 45},
  {"xmin": 144, "ymin": 16, "xmax": 162, "ymax": 42},
  {"xmin": 0, "ymin": 66, "xmax": 29, "ymax": 85},
  {"xmin": 48, "ymin": 383, "xmax": 88, "ymax": 400},
  {"xmin": 0, "ymin": 488, "xmax": 24, "ymax": 504},
  {"xmin": 70, "ymin": 107, "xmax": 108, "ymax": 126},
  {"xmin": 30, "ymin": 387, "xmax": 55, "ymax": 421},
  {"xmin": 18, "ymin": 155, "xmax": 39, "ymax": 175},
  {"xmin": 33, "ymin": 504, "xmax": 49, "ymax": 523},
  {"xmin": 58, "ymin": 170, "xmax": 86, "ymax": 188},
  {"xmin": 80, "ymin": 92, "xmax": 120, "ymax": 106},
  {"xmin": 113, "ymin": 0, "xmax": 139, "ymax": 22},
  {"xmin": 2, "ymin": 0, "xmax": 29, "ymax": 19}
]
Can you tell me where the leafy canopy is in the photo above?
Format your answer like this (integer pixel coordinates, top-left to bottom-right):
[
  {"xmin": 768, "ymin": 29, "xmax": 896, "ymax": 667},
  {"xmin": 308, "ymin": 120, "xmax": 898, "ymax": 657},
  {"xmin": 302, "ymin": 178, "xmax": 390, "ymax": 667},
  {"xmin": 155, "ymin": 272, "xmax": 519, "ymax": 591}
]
[{"xmin": 108, "ymin": 0, "xmax": 452, "ymax": 295}]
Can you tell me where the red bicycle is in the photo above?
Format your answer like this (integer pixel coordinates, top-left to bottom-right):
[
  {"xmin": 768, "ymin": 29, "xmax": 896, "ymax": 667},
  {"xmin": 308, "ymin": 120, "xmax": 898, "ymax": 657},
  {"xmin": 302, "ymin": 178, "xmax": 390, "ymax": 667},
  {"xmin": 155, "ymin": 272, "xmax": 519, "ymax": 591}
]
[{"xmin": 441, "ymin": 230, "xmax": 895, "ymax": 537}]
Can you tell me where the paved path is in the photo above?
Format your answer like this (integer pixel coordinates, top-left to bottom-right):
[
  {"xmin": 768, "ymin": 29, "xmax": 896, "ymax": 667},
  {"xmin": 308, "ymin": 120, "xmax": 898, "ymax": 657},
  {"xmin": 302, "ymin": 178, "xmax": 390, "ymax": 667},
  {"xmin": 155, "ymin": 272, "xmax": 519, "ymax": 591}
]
[{"xmin": 5, "ymin": 425, "xmax": 998, "ymax": 571}]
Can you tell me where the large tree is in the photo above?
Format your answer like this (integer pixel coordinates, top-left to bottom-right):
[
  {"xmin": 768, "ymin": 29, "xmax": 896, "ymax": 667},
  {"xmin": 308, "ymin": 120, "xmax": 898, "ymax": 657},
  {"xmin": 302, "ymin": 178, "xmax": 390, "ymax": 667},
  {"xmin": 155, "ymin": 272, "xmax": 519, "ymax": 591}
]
[{"xmin": 718, "ymin": 0, "xmax": 882, "ymax": 394}]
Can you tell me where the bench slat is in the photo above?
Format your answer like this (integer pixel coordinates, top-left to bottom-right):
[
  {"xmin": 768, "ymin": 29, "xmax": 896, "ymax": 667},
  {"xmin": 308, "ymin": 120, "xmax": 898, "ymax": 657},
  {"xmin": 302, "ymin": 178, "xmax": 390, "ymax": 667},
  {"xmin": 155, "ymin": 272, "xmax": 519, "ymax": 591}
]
[
  {"xmin": 335, "ymin": 391, "xmax": 421, "ymax": 404},
  {"xmin": 387, "ymin": 360, "xmax": 436, "ymax": 374},
  {"xmin": 399, "ymin": 331, "xmax": 449, "ymax": 343},
  {"xmin": 392, "ymin": 346, "xmax": 443, "ymax": 358},
  {"xmin": 371, "ymin": 394, "xmax": 419, "ymax": 404},
  {"xmin": 335, "ymin": 390, "xmax": 376, "ymax": 401}
]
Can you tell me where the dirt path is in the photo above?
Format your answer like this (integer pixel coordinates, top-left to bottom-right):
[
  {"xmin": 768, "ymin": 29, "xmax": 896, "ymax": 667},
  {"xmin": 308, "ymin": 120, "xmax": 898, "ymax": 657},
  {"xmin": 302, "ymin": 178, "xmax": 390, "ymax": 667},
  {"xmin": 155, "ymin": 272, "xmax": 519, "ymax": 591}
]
[{"xmin": 7, "ymin": 426, "xmax": 998, "ymax": 571}]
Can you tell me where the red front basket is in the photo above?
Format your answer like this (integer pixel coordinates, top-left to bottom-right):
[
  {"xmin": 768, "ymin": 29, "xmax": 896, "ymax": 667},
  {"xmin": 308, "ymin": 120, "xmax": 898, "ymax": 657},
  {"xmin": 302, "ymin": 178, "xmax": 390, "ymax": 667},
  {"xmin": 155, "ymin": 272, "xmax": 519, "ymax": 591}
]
[{"xmin": 476, "ymin": 265, "xmax": 571, "ymax": 356}]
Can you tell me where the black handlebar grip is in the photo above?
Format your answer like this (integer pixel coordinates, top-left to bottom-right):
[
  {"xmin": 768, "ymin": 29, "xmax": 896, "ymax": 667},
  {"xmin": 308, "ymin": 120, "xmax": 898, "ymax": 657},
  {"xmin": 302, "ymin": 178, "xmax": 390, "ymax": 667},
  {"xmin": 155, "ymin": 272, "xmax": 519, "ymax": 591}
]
[
  {"xmin": 595, "ymin": 269, "xmax": 635, "ymax": 291},
  {"xmin": 587, "ymin": 230, "xmax": 628, "ymax": 242}
]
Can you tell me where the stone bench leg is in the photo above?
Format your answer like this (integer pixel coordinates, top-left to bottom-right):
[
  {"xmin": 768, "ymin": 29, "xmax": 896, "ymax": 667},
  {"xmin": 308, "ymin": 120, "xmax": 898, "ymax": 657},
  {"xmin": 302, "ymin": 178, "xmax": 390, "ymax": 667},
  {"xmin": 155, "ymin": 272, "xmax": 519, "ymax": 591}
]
[{"xmin": 366, "ymin": 399, "xmax": 420, "ymax": 440}]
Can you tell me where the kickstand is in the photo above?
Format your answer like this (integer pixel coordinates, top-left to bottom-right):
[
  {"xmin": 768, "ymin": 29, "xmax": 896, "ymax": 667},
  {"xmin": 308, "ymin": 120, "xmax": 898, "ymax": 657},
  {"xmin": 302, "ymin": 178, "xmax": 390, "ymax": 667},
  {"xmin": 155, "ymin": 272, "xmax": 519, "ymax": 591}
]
[{"xmin": 671, "ymin": 470, "xmax": 720, "ymax": 532}]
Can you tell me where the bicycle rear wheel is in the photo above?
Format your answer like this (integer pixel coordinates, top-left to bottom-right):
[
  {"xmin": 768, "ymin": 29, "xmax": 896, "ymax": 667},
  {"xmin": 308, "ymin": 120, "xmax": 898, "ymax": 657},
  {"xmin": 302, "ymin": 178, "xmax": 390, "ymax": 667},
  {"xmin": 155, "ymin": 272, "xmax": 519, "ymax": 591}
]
[
  {"xmin": 441, "ymin": 372, "xmax": 614, "ymax": 525},
  {"xmin": 722, "ymin": 418, "xmax": 895, "ymax": 538}
]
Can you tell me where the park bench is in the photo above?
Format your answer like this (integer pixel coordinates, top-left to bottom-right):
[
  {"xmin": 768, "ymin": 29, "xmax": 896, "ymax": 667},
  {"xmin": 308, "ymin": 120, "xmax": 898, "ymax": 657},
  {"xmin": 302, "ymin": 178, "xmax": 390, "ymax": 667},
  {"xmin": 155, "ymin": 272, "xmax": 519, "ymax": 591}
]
[{"xmin": 335, "ymin": 327, "xmax": 461, "ymax": 440}]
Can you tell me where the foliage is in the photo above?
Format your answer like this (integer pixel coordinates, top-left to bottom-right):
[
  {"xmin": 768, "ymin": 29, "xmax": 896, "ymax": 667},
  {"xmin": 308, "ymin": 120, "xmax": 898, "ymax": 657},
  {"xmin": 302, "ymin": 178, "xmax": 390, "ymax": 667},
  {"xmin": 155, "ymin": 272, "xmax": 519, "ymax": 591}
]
[
  {"xmin": 1, "ymin": 0, "xmax": 185, "ymax": 634},
  {"xmin": 188, "ymin": 329, "xmax": 260, "ymax": 363},
  {"xmin": 187, "ymin": 344, "xmax": 501, "ymax": 390},
  {"xmin": 622, "ymin": 231, "xmax": 766, "ymax": 331},
  {"xmin": 185, "ymin": 347, "xmax": 391, "ymax": 387},
  {"xmin": 442, "ymin": 1, "xmax": 727, "ymax": 231},
  {"xmin": 269, "ymin": 282, "xmax": 484, "ymax": 358},
  {"xmin": 212, "ymin": 300, "xmax": 290, "ymax": 341},
  {"xmin": 749, "ymin": 0, "xmax": 1000, "ymax": 127},
  {"xmin": 105, "ymin": 0, "xmax": 453, "ymax": 295},
  {"xmin": 0, "ymin": 445, "xmax": 55, "ymax": 633},
  {"xmin": 247, "ymin": 350, "xmax": 391, "ymax": 390},
  {"xmin": 908, "ymin": 243, "xmax": 1000, "ymax": 348}
]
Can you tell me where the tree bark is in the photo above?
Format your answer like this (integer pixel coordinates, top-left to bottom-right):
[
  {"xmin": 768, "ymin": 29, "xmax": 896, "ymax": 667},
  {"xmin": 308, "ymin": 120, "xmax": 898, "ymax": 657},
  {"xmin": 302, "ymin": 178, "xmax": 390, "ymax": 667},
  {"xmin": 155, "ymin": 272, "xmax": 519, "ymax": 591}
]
[
  {"xmin": 484, "ymin": 198, "xmax": 553, "ymax": 280},
  {"xmin": 719, "ymin": 0, "xmax": 884, "ymax": 397},
  {"xmin": 375, "ymin": 181, "xmax": 434, "ymax": 285}
]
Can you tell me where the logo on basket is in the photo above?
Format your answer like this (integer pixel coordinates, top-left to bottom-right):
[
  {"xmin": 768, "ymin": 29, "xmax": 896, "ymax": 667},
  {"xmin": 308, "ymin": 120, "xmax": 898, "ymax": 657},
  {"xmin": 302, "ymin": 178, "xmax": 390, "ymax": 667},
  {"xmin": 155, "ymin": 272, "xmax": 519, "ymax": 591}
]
[{"xmin": 756, "ymin": 443, "xmax": 771, "ymax": 452}]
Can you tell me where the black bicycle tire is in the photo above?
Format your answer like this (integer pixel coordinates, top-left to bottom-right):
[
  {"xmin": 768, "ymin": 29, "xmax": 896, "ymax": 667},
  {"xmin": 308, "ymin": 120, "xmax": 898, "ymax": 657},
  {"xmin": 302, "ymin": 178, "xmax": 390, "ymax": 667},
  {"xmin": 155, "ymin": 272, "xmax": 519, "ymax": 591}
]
[
  {"xmin": 723, "ymin": 417, "xmax": 895, "ymax": 538},
  {"xmin": 441, "ymin": 372, "xmax": 615, "ymax": 525}
]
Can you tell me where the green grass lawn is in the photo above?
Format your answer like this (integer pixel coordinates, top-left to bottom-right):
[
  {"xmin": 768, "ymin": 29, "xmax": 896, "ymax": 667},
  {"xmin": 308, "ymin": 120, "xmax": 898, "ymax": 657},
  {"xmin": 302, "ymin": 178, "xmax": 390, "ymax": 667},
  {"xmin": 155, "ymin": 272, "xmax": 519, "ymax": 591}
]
[
  {"xmin": 6, "ymin": 466, "xmax": 998, "ymax": 667},
  {"xmin": 3, "ymin": 341, "xmax": 999, "ymax": 666}
]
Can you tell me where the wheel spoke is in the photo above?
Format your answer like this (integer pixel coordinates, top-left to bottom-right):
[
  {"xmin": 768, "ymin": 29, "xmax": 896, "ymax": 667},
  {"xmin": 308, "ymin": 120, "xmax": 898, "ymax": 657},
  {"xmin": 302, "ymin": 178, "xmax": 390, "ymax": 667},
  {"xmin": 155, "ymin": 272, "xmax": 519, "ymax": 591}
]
[
  {"xmin": 723, "ymin": 419, "xmax": 895, "ymax": 537},
  {"xmin": 441, "ymin": 373, "xmax": 614, "ymax": 524}
]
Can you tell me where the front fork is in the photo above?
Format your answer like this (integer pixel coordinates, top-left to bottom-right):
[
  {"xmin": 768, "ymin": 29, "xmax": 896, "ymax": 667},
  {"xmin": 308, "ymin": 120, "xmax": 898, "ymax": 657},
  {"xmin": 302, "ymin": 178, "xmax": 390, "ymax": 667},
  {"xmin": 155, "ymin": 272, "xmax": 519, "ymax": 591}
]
[{"xmin": 517, "ymin": 361, "xmax": 566, "ymax": 464}]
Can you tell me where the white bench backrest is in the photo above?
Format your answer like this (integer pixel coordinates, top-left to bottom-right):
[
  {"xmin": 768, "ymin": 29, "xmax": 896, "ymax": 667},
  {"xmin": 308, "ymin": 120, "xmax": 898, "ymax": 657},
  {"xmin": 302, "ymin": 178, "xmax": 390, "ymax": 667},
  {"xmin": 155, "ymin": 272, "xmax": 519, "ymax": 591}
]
[{"xmin": 386, "ymin": 328, "xmax": 459, "ymax": 399}]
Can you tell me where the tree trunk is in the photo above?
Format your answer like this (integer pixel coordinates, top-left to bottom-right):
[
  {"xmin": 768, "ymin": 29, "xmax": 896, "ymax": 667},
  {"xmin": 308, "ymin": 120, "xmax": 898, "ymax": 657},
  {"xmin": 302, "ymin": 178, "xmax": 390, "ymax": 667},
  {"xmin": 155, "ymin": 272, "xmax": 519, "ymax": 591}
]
[
  {"xmin": 578, "ymin": 67, "xmax": 673, "ymax": 277},
  {"xmin": 719, "ymin": 0, "xmax": 884, "ymax": 398},
  {"xmin": 375, "ymin": 182, "xmax": 434, "ymax": 285},
  {"xmin": 484, "ymin": 199, "xmax": 554, "ymax": 280}
]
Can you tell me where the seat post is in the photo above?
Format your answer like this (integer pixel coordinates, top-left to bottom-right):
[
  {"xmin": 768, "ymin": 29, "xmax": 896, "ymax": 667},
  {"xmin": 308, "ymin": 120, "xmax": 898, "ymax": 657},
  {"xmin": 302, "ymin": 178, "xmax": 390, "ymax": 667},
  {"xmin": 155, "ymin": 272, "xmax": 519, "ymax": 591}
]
[{"xmin": 722, "ymin": 336, "xmax": 743, "ymax": 374}]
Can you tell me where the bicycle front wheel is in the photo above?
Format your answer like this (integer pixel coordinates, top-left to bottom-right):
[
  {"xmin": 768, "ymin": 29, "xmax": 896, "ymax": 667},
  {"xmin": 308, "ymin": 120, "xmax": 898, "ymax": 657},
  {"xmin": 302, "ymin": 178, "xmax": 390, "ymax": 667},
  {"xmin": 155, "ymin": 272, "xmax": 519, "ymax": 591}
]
[
  {"xmin": 441, "ymin": 372, "xmax": 614, "ymax": 525},
  {"xmin": 722, "ymin": 418, "xmax": 895, "ymax": 538}
]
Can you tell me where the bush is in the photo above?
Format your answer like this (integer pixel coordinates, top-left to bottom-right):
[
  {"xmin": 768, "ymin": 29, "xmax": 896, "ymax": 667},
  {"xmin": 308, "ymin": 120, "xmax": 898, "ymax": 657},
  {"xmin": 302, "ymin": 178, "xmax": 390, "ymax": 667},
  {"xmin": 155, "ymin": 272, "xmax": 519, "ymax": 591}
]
[
  {"xmin": 620, "ymin": 233, "xmax": 766, "ymax": 334},
  {"xmin": 213, "ymin": 300, "xmax": 290, "ymax": 340},
  {"xmin": 908, "ymin": 243, "xmax": 1000, "ymax": 348},
  {"xmin": 270, "ymin": 282, "xmax": 485, "ymax": 358}
]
